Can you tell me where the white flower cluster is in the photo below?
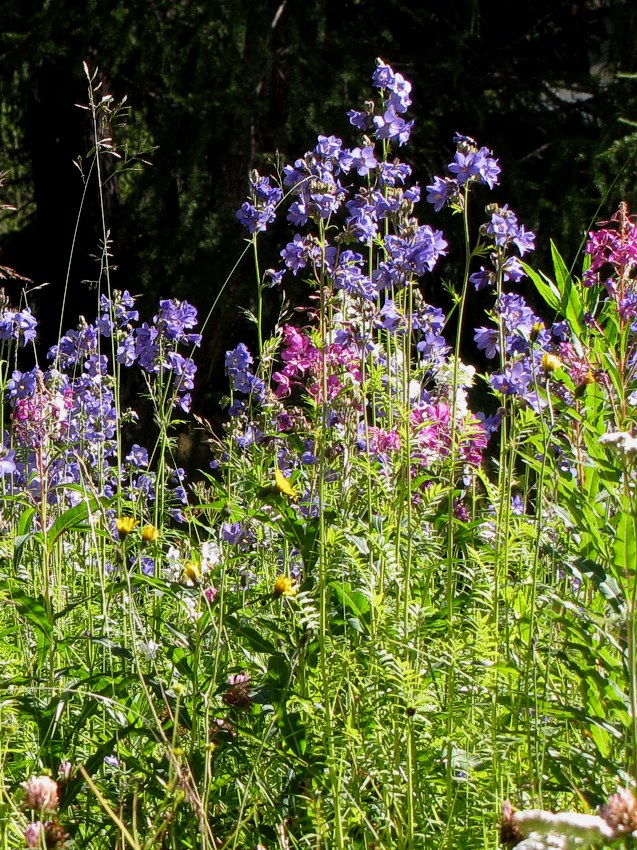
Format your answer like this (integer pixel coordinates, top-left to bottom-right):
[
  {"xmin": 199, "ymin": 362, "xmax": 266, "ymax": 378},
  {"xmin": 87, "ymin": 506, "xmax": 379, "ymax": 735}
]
[{"xmin": 599, "ymin": 430, "xmax": 637, "ymax": 458}]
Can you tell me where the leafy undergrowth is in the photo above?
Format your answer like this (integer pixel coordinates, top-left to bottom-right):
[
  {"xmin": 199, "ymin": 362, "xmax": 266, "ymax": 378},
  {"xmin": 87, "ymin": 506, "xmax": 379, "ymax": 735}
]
[{"xmin": 0, "ymin": 60, "xmax": 635, "ymax": 850}]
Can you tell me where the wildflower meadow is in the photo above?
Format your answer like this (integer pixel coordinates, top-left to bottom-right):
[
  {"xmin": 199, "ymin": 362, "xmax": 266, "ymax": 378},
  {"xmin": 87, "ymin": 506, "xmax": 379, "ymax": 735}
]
[{"xmin": 1, "ymin": 59, "xmax": 637, "ymax": 850}]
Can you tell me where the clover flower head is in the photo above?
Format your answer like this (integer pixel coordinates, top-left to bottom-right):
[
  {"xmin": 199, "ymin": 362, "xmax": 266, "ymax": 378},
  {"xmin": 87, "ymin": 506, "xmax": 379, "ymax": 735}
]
[
  {"xmin": 24, "ymin": 821, "xmax": 44, "ymax": 848},
  {"xmin": 223, "ymin": 672, "xmax": 253, "ymax": 710},
  {"xmin": 599, "ymin": 786, "xmax": 637, "ymax": 835},
  {"xmin": 21, "ymin": 775, "xmax": 59, "ymax": 812}
]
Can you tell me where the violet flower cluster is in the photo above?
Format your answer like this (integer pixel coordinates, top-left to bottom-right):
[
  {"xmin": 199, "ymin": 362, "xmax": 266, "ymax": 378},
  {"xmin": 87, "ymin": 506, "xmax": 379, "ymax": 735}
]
[
  {"xmin": 3, "ymin": 291, "xmax": 199, "ymax": 511},
  {"xmin": 228, "ymin": 60, "xmax": 494, "ymax": 495},
  {"xmin": 424, "ymin": 134, "xmax": 583, "ymax": 411}
]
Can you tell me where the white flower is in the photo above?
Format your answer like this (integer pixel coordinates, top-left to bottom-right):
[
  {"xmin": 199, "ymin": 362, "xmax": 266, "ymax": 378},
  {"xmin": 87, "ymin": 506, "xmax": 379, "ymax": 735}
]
[
  {"xmin": 599, "ymin": 431, "xmax": 637, "ymax": 457},
  {"xmin": 138, "ymin": 640, "xmax": 159, "ymax": 660},
  {"xmin": 200, "ymin": 540, "xmax": 221, "ymax": 573}
]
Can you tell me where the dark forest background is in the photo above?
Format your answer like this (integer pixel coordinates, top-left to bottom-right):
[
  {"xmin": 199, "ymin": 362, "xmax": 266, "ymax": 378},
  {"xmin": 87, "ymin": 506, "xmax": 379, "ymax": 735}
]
[{"xmin": 1, "ymin": 0, "xmax": 637, "ymax": 419}]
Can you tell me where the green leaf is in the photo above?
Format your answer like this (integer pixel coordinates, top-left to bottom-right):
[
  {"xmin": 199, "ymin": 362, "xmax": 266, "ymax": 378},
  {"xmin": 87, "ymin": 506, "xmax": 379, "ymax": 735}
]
[
  {"xmin": 330, "ymin": 581, "xmax": 371, "ymax": 620},
  {"xmin": 46, "ymin": 499, "xmax": 91, "ymax": 554},
  {"xmin": 522, "ymin": 242, "xmax": 584, "ymax": 334},
  {"xmin": 550, "ymin": 241, "xmax": 584, "ymax": 333},
  {"xmin": 13, "ymin": 505, "xmax": 39, "ymax": 570},
  {"xmin": 278, "ymin": 709, "xmax": 307, "ymax": 756},
  {"xmin": 0, "ymin": 579, "xmax": 52, "ymax": 641},
  {"xmin": 522, "ymin": 262, "xmax": 561, "ymax": 312},
  {"xmin": 613, "ymin": 510, "xmax": 636, "ymax": 592},
  {"xmin": 164, "ymin": 644, "xmax": 193, "ymax": 678},
  {"xmin": 226, "ymin": 616, "xmax": 280, "ymax": 655}
]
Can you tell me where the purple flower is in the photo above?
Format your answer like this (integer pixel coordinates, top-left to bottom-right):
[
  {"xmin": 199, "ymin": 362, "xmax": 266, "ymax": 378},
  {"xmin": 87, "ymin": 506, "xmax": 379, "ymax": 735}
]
[
  {"xmin": 222, "ymin": 522, "xmax": 254, "ymax": 549},
  {"xmin": 0, "ymin": 449, "xmax": 16, "ymax": 475},
  {"xmin": 345, "ymin": 196, "xmax": 379, "ymax": 243},
  {"xmin": 7, "ymin": 368, "xmax": 37, "ymax": 399},
  {"xmin": 474, "ymin": 327, "xmax": 499, "ymax": 359},
  {"xmin": 484, "ymin": 206, "xmax": 535, "ymax": 256},
  {"xmin": 126, "ymin": 444, "xmax": 149, "ymax": 467},
  {"xmin": 379, "ymin": 161, "xmax": 411, "ymax": 186},
  {"xmin": 502, "ymin": 256, "xmax": 526, "ymax": 283},
  {"xmin": 235, "ymin": 424, "xmax": 262, "ymax": 449},
  {"xmin": 85, "ymin": 354, "xmax": 109, "ymax": 377},
  {"xmin": 225, "ymin": 343, "xmax": 253, "ymax": 373},
  {"xmin": 552, "ymin": 321, "xmax": 570, "ymax": 341},
  {"xmin": 426, "ymin": 176, "xmax": 456, "ymax": 212},
  {"xmin": 134, "ymin": 323, "xmax": 160, "ymax": 372},
  {"xmin": 236, "ymin": 174, "xmax": 282, "ymax": 234},
  {"xmin": 154, "ymin": 299, "xmax": 200, "ymax": 343},
  {"xmin": 280, "ymin": 234, "xmax": 316, "ymax": 275},
  {"xmin": 0, "ymin": 308, "xmax": 38, "ymax": 345},
  {"xmin": 476, "ymin": 147, "xmax": 501, "ymax": 188},
  {"xmin": 372, "ymin": 59, "xmax": 395, "ymax": 89},
  {"xmin": 347, "ymin": 109, "xmax": 369, "ymax": 132},
  {"xmin": 349, "ymin": 146, "xmax": 378, "ymax": 177},
  {"xmin": 496, "ymin": 292, "xmax": 539, "ymax": 352},
  {"xmin": 490, "ymin": 361, "xmax": 533, "ymax": 396},
  {"xmin": 470, "ymin": 267, "xmax": 494, "ymax": 291},
  {"xmin": 315, "ymin": 135, "xmax": 342, "ymax": 158},
  {"xmin": 378, "ymin": 300, "xmax": 405, "ymax": 333},
  {"xmin": 373, "ymin": 107, "xmax": 414, "ymax": 146},
  {"xmin": 140, "ymin": 557, "xmax": 155, "ymax": 576},
  {"xmin": 408, "ymin": 226, "xmax": 448, "ymax": 274},
  {"xmin": 448, "ymin": 150, "xmax": 482, "ymax": 185},
  {"xmin": 417, "ymin": 332, "xmax": 450, "ymax": 364},
  {"xmin": 448, "ymin": 141, "xmax": 501, "ymax": 189},
  {"xmin": 116, "ymin": 333, "xmax": 136, "ymax": 366},
  {"xmin": 166, "ymin": 352, "xmax": 197, "ymax": 390},
  {"xmin": 332, "ymin": 253, "xmax": 376, "ymax": 301},
  {"xmin": 388, "ymin": 73, "xmax": 412, "ymax": 114}
]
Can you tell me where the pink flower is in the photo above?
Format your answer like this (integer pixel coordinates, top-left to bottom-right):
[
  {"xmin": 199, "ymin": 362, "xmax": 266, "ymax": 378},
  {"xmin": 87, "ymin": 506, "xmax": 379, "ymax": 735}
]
[
  {"xmin": 204, "ymin": 586, "xmax": 218, "ymax": 604},
  {"xmin": 21, "ymin": 775, "xmax": 59, "ymax": 812},
  {"xmin": 24, "ymin": 821, "xmax": 44, "ymax": 847}
]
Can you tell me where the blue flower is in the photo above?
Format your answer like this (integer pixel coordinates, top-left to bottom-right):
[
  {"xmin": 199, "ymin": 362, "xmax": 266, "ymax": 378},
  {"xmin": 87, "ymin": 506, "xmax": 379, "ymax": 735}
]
[
  {"xmin": 126, "ymin": 444, "xmax": 149, "ymax": 468},
  {"xmin": 0, "ymin": 449, "xmax": 16, "ymax": 476},
  {"xmin": 426, "ymin": 176, "xmax": 456, "ymax": 212},
  {"xmin": 474, "ymin": 327, "xmax": 499, "ymax": 359},
  {"xmin": 7, "ymin": 368, "xmax": 37, "ymax": 399},
  {"xmin": 373, "ymin": 108, "xmax": 414, "ymax": 146},
  {"xmin": 372, "ymin": 59, "xmax": 395, "ymax": 89},
  {"xmin": 349, "ymin": 146, "xmax": 378, "ymax": 177}
]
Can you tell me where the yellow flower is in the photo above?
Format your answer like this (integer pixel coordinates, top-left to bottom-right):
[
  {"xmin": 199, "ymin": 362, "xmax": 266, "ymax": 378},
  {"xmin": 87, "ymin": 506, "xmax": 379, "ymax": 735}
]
[
  {"xmin": 541, "ymin": 352, "xmax": 561, "ymax": 373},
  {"xmin": 530, "ymin": 320, "xmax": 545, "ymax": 343},
  {"xmin": 184, "ymin": 560, "xmax": 201, "ymax": 585},
  {"xmin": 141, "ymin": 524, "xmax": 159, "ymax": 543},
  {"xmin": 116, "ymin": 516, "xmax": 138, "ymax": 540},
  {"xmin": 274, "ymin": 574, "xmax": 297, "ymax": 598},
  {"xmin": 274, "ymin": 467, "xmax": 298, "ymax": 500}
]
